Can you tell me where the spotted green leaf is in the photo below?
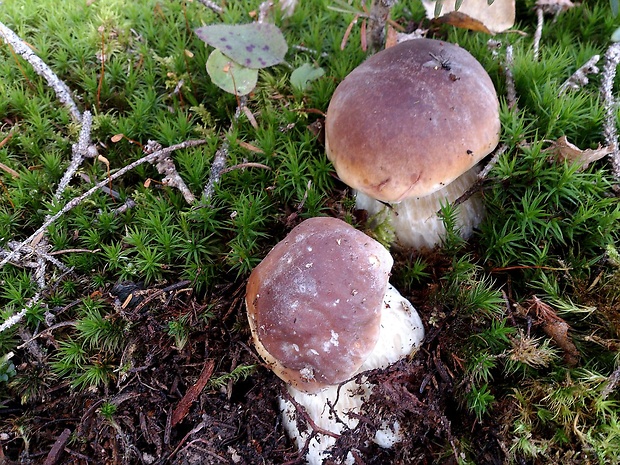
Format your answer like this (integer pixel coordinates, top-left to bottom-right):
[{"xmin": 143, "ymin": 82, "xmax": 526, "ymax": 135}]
[
  {"xmin": 195, "ymin": 23, "xmax": 287, "ymax": 69},
  {"xmin": 206, "ymin": 49, "xmax": 258, "ymax": 96}
]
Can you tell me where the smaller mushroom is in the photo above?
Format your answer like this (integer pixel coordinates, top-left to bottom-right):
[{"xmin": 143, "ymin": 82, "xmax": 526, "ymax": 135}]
[
  {"xmin": 246, "ymin": 217, "xmax": 424, "ymax": 464},
  {"xmin": 325, "ymin": 38, "xmax": 501, "ymax": 250}
]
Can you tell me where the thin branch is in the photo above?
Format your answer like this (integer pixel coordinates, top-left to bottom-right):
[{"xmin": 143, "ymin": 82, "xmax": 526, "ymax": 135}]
[
  {"xmin": 558, "ymin": 54, "xmax": 600, "ymax": 95},
  {"xmin": 202, "ymin": 97, "xmax": 247, "ymax": 202},
  {"xmin": 602, "ymin": 42, "xmax": 620, "ymax": 178},
  {"xmin": 54, "ymin": 111, "xmax": 97, "ymax": 200},
  {"xmin": 366, "ymin": 0, "xmax": 398, "ymax": 53},
  {"xmin": 145, "ymin": 140, "xmax": 196, "ymax": 204},
  {"xmin": 478, "ymin": 144, "xmax": 509, "ymax": 180},
  {"xmin": 1, "ymin": 241, "xmax": 73, "ymax": 274},
  {"xmin": 0, "ymin": 293, "xmax": 41, "ymax": 334},
  {"xmin": 196, "ymin": 0, "xmax": 224, "ymax": 14},
  {"xmin": 0, "ymin": 139, "xmax": 207, "ymax": 271},
  {"xmin": 258, "ymin": 1, "xmax": 274, "ymax": 23},
  {"xmin": 504, "ymin": 45, "xmax": 518, "ymax": 111},
  {"xmin": 533, "ymin": 6, "xmax": 544, "ymax": 61},
  {"xmin": 0, "ymin": 21, "xmax": 81, "ymax": 121}
]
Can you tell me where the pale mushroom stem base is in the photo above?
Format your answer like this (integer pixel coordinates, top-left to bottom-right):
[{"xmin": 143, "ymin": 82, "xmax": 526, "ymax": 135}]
[
  {"xmin": 279, "ymin": 284, "xmax": 424, "ymax": 465},
  {"xmin": 355, "ymin": 166, "xmax": 485, "ymax": 250}
]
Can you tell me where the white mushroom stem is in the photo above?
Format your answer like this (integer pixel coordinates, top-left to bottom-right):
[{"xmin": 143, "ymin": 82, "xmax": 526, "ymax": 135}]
[
  {"xmin": 279, "ymin": 284, "xmax": 424, "ymax": 465},
  {"xmin": 356, "ymin": 166, "xmax": 485, "ymax": 250}
]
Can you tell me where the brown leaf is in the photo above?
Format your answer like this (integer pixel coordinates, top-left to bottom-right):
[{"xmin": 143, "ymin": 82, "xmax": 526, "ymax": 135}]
[
  {"xmin": 422, "ymin": 0, "xmax": 515, "ymax": 33},
  {"xmin": 526, "ymin": 296, "xmax": 579, "ymax": 366},
  {"xmin": 547, "ymin": 136, "xmax": 613, "ymax": 171},
  {"xmin": 237, "ymin": 140, "xmax": 265, "ymax": 154},
  {"xmin": 435, "ymin": 11, "xmax": 493, "ymax": 34},
  {"xmin": 171, "ymin": 359, "xmax": 215, "ymax": 427},
  {"xmin": 385, "ymin": 24, "xmax": 398, "ymax": 49},
  {"xmin": 542, "ymin": 320, "xmax": 579, "ymax": 366}
]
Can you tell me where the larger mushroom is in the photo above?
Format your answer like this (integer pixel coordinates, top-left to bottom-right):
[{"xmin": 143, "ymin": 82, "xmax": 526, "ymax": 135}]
[
  {"xmin": 246, "ymin": 217, "xmax": 424, "ymax": 464},
  {"xmin": 325, "ymin": 38, "xmax": 501, "ymax": 250}
]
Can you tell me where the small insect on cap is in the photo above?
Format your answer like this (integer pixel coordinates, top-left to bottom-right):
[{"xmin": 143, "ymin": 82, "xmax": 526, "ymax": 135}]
[
  {"xmin": 246, "ymin": 217, "xmax": 393, "ymax": 394},
  {"xmin": 325, "ymin": 38, "xmax": 500, "ymax": 203}
]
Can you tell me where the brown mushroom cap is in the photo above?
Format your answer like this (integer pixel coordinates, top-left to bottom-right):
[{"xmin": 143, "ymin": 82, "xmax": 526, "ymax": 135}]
[
  {"xmin": 325, "ymin": 38, "xmax": 500, "ymax": 203},
  {"xmin": 246, "ymin": 217, "xmax": 392, "ymax": 393}
]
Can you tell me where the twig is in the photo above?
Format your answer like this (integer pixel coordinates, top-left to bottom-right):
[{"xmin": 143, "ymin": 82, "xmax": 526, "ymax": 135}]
[
  {"xmin": 202, "ymin": 97, "xmax": 247, "ymax": 201},
  {"xmin": 601, "ymin": 42, "xmax": 620, "ymax": 178},
  {"xmin": 42, "ymin": 428, "xmax": 71, "ymax": 465},
  {"xmin": 478, "ymin": 144, "xmax": 509, "ymax": 180},
  {"xmin": 558, "ymin": 54, "xmax": 600, "ymax": 95},
  {"xmin": 0, "ymin": 292, "xmax": 41, "ymax": 334},
  {"xmin": 54, "ymin": 111, "xmax": 97, "ymax": 200},
  {"xmin": 366, "ymin": 0, "xmax": 398, "ymax": 52},
  {"xmin": 0, "ymin": 139, "xmax": 207, "ymax": 271},
  {"xmin": 504, "ymin": 45, "xmax": 518, "ymax": 111},
  {"xmin": 533, "ymin": 6, "xmax": 544, "ymax": 61},
  {"xmin": 145, "ymin": 140, "xmax": 196, "ymax": 204},
  {"xmin": 0, "ymin": 161, "xmax": 20, "ymax": 178},
  {"xmin": 220, "ymin": 162, "xmax": 271, "ymax": 174},
  {"xmin": 1, "ymin": 241, "xmax": 73, "ymax": 274},
  {"xmin": 0, "ymin": 21, "xmax": 81, "ymax": 121},
  {"xmin": 452, "ymin": 144, "xmax": 509, "ymax": 208},
  {"xmin": 258, "ymin": 1, "xmax": 274, "ymax": 23},
  {"xmin": 196, "ymin": 0, "xmax": 223, "ymax": 14},
  {"xmin": 601, "ymin": 365, "xmax": 620, "ymax": 399}
]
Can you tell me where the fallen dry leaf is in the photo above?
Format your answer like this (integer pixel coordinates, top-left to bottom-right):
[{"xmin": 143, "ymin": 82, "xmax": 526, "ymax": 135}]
[
  {"xmin": 526, "ymin": 296, "xmax": 579, "ymax": 367},
  {"xmin": 546, "ymin": 136, "xmax": 613, "ymax": 171},
  {"xmin": 237, "ymin": 140, "xmax": 265, "ymax": 154},
  {"xmin": 385, "ymin": 24, "xmax": 398, "ymax": 49},
  {"xmin": 433, "ymin": 11, "xmax": 493, "ymax": 34},
  {"xmin": 422, "ymin": 0, "xmax": 515, "ymax": 34}
]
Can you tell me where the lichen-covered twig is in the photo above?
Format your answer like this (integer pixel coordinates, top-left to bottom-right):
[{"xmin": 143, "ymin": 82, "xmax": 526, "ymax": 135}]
[
  {"xmin": 504, "ymin": 45, "xmax": 518, "ymax": 111},
  {"xmin": 145, "ymin": 140, "xmax": 197, "ymax": 204},
  {"xmin": 0, "ymin": 241, "xmax": 73, "ymax": 275},
  {"xmin": 532, "ymin": 1, "xmax": 577, "ymax": 62},
  {"xmin": 0, "ymin": 20, "xmax": 81, "ymax": 121},
  {"xmin": 0, "ymin": 293, "xmax": 41, "ymax": 334},
  {"xmin": 196, "ymin": 0, "xmax": 224, "ymax": 14},
  {"xmin": 558, "ymin": 55, "xmax": 600, "ymax": 95},
  {"xmin": 202, "ymin": 97, "xmax": 247, "ymax": 202},
  {"xmin": 0, "ymin": 139, "xmax": 207, "ymax": 271},
  {"xmin": 366, "ymin": 0, "xmax": 398, "ymax": 52},
  {"xmin": 601, "ymin": 42, "xmax": 620, "ymax": 178},
  {"xmin": 533, "ymin": 6, "xmax": 544, "ymax": 61},
  {"xmin": 54, "ymin": 111, "xmax": 97, "ymax": 200}
]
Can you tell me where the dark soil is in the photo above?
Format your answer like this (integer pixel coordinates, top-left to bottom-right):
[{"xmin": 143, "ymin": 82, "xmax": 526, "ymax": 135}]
[{"xmin": 0, "ymin": 268, "xmax": 518, "ymax": 465}]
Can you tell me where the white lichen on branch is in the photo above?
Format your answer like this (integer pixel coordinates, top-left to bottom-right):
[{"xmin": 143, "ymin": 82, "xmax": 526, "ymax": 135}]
[
  {"xmin": 145, "ymin": 140, "xmax": 197, "ymax": 204},
  {"xmin": 0, "ymin": 20, "xmax": 81, "ymax": 122},
  {"xmin": 54, "ymin": 111, "xmax": 98, "ymax": 200},
  {"xmin": 202, "ymin": 96, "xmax": 247, "ymax": 202},
  {"xmin": 0, "ymin": 293, "xmax": 41, "ymax": 334},
  {"xmin": 601, "ymin": 42, "xmax": 620, "ymax": 178},
  {"xmin": 0, "ymin": 139, "xmax": 207, "ymax": 272},
  {"xmin": 558, "ymin": 55, "xmax": 600, "ymax": 95}
]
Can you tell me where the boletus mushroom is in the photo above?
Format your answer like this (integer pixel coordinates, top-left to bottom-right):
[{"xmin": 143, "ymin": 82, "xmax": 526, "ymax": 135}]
[
  {"xmin": 325, "ymin": 38, "xmax": 501, "ymax": 250},
  {"xmin": 246, "ymin": 217, "xmax": 424, "ymax": 464}
]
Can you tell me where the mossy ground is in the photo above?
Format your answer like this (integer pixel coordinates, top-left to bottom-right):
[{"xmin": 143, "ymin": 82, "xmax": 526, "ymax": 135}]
[{"xmin": 1, "ymin": 0, "xmax": 620, "ymax": 464}]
